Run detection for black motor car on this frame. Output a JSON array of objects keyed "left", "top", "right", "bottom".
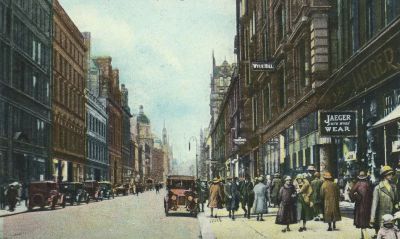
[
  {"left": 99, "top": 181, "right": 114, "bottom": 199},
  {"left": 59, "top": 182, "right": 89, "bottom": 206}
]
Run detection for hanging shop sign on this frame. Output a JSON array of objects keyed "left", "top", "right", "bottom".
[
  {"left": 233, "top": 137, "right": 247, "bottom": 145},
  {"left": 251, "top": 61, "right": 275, "bottom": 71},
  {"left": 319, "top": 111, "right": 357, "bottom": 137}
]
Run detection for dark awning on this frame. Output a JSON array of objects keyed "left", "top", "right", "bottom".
[{"left": 372, "top": 105, "right": 400, "bottom": 129}]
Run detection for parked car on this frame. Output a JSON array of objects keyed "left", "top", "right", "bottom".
[
  {"left": 27, "top": 181, "right": 66, "bottom": 211},
  {"left": 83, "top": 180, "right": 101, "bottom": 201},
  {"left": 99, "top": 181, "right": 114, "bottom": 199},
  {"left": 164, "top": 175, "right": 198, "bottom": 217},
  {"left": 114, "top": 183, "right": 129, "bottom": 196},
  {"left": 59, "top": 182, "right": 89, "bottom": 205}
]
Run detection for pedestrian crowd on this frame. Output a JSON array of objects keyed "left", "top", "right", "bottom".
[{"left": 205, "top": 164, "right": 400, "bottom": 239}]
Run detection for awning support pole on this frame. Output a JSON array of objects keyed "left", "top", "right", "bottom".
[{"left": 384, "top": 125, "right": 387, "bottom": 165}]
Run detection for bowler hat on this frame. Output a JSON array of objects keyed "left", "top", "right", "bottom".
[
  {"left": 357, "top": 171, "right": 368, "bottom": 180},
  {"left": 323, "top": 172, "right": 333, "bottom": 179}
]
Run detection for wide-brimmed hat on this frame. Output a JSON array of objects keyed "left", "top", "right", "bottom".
[
  {"left": 212, "top": 177, "right": 220, "bottom": 183},
  {"left": 295, "top": 174, "right": 304, "bottom": 180},
  {"left": 382, "top": 214, "right": 394, "bottom": 225},
  {"left": 307, "top": 165, "right": 316, "bottom": 171},
  {"left": 284, "top": 176, "right": 292, "bottom": 181},
  {"left": 380, "top": 165, "right": 394, "bottom": 176},
  {"left": 357, "top": 171, "right": 368, "bottom": 180},
  {"left": 257, "top": 176, "right": 264, "bottom": 182},
  {"left": 323, "top": 172, "right": 333, "bottom": 179},
  {"left": 274, "top": 173, "right": 281, "bottom": 178}
]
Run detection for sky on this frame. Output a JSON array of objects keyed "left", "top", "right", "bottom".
[{"left": 59, "top": 0, "right": 236, "bottom": 175}]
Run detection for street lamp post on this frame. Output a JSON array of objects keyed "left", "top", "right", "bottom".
[{"left": 189, "top": 136, "right": 198, "bottom": 178}]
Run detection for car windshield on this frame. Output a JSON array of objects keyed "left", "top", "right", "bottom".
[{"left": 168, "top": 180, "right": 194, "bottom": 190}]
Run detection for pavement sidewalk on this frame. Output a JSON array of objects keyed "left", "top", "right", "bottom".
[
  {"left": 198, "top": 201, "right": 375, "bottom": 239},
  {"left": 0, "top": 202, "right": 28, "bottom": 218}
]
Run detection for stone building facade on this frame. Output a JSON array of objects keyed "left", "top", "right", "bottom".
[
  {"left": 94, "top": 57, "right": 122, "bottom": 185},
  {"left": 121, "top": 84, "right": 133, "bottom": 183},
  {"left": 136, "top": 105, "right": 153, "bottom": 182},
  {"left": 52, "top": 0, "right": 86, "bottom": 182},
  {"left": 0, "top": 0, "right": 52, "bottom": 183}
]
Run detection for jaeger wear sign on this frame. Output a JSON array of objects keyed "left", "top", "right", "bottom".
[{"left": 319, "top": 111, "right": 357, "bottom": 137}]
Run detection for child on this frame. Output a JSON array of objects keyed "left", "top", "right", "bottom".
[{"left": 377, "top": 214, "right": 400, "bottom": 239}]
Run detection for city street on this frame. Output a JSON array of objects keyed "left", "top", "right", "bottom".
[{"left": 1, "top": 191, "right": 200, "bottom": 239}]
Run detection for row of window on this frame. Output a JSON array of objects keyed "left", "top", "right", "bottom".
[
  {"left": 12, "top": 54, "right": 50, "bottom": 105},
  {"left": 53, "top": 121, "right": 85, "bottom": 156},
  {"left": 53, "top": 76, "right": 84, "bottom": 119},
  {"left": 0, "top": 101, "right": 8, "bottom": 137},
  {"left": 87, "top": 112, "right": 106, "bottom": 138},
  {"left": 54, "top": 50, "right": 85, "bottom": 90},
  {"left": 13, "top": 18, "right": 50, "bottom": 71},
  {"left": 14, "top": 0, "right": 51, "bottom": 36},
  {"left": 0, "top": 1, "right": 10, "bottom": 37},
  {"left": 54, "top": 23, "right": 85, "bottom": 69},
  {"left": 0, "top": 40, "right": 10, "bottom": 84},
  {"left": 87, "top": 139, "right": 107, "bottom": 163},
  {"left": 12, "top": 105, "right": 49, "bottom": 147}
]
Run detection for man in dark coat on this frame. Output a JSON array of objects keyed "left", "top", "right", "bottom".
[
  {"left": 0, "top": 184, "right": 5, "bottom": 210},
  {"left": 275, "top": 176, "right": 297, "bottom": 233},
  {"left": 271, "top": 173, "right": 283, "bottom": 207},
  {"left": 224, "top": 177, "right": 240, "bottom": 220},
  {"left": 6, "top": 185, "right": 18, "bottom": 211},
  {"left": 196, "top": 179, "right": 207, "bottom": 212},
  {"left": 239, "top": 174, "right": 254, "bottom": 219},
  {"left": 350, "top": 171, "right": 373, "bottom": 239},
  {"left": 320, "top": 171, "right": 341, "bottom": 231},
  {"left": 311, "top": 172, "right": 323, "bottom": 221},
  {"left": 370, "top": 165, "right": 398, "bottom": 237}
]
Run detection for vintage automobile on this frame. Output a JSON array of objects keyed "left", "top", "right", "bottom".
[
  {"left": 99, "top": 181, "right": 114, "bottom": 199},
  {"left": 164, "top": 175, "right": 198, "bottom": 217},
  {"left": 59, "top": 182, "right": 89, "bottom": 205},
  {"left": 27, "top": 181, "right": 66, "bottom": 211},
  {"left": 83, "top": 180, "right": 101, "bottom": 201},
  {"left": 114, "top": 183, "right": 129, "bottom": 196}
]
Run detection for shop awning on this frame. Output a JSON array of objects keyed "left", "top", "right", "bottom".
[{"left": 372, "top": 105, "right": 400, "bottom": 128}]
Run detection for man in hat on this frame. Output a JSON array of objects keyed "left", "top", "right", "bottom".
[
  {"left": 271, "top": 173, "right": 283, "bottom": 207},
  {"left": 6, "top": 184, "right": 18, "bottom": 212},
  {"left": 306, "top": 165, "right": 316, "bottom": 183},
  {"left": 253, "top": 176, "right": 268, "bottom": 221},
  {"left": 321, "top": 171, "right": 341, "bottom": 231},
  {"left": 208, "top": 177, "right": 224, "bottom": 218},
  {"left": 350, "top": 171, "right": 373, "bottom": 239},
  {"left": 239, "top": 174, "right": 254, "bottom": 219},
  {"left": 311, "top": 171, "right": 323, "bottom": 221},
  {"left": 224, "top": 177, "right": 240, "bottom": 220},
  {"left": 196, "top": 179, "right": 207, "bottom": 212},
  {"left": 276, "top": 176, "right": 297, "bottom": 232},
  {"left": 371, "top": 165, "right": 398, "bottom": 237}
]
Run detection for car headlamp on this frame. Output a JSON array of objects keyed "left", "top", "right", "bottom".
[
  {"left": 171, "top": 195, "right": 177, "bottom": 200},
  {"left": 187, "top": 195, "right": 193, "bottom": 201}
]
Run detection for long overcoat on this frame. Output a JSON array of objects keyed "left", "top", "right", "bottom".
[
  {"left": 370, "top": 181, "right": 397, "bottom": 228},
  {"left": 275, "top": 184, "right": 297, "bottom": 225},
  {"left": 224, "top": 182, "right": 240, "bottom": 211},
  {"left": 349, "top": 179, "right": 373, "bottom": 228},
  {"left": 295, "top": 179, "right": 314, "bottom": 221},
  {"left": 208, "top": 182, "right": 224, "bottom": 209},
  {"left": 311, "top": 177, "right": 323, "bottom": 216},
  {"left": 252, "top": 182, "right": 268, "bottom": 214},
  {"left": 271, "top": 178, "right": 283, "bottom": 205},
  {"left": 320, "top": 180, "right": 341, "bottom": 223},
  {"left": 239, "top": 180, "right": 254, "bottom": 208}
]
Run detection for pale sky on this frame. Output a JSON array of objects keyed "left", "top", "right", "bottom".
[{"left": 59, "top": 0, "right": 236, "bottom": 174}]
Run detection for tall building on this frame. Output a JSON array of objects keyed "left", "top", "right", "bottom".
[
  {"left": 94, "top": 57, "right": 122, "bottom": 185},
  {"left": 83, "top": 32, "right": 108, "bottom": 181},
  {"left": 152, "top": 137, "right": 164, "bottom": 183},
  {"left": 52, "top": 0, "right": 87, "bottom": 182},
  {"left": 121, "top": 84, "right": 133, "bottom": 183},
  {"left": 161, "top": 122, "right": 173, "bottom": 181},
  {"left": 136, "top": 105, "right": 153, "bottom": 181},
  {"left": 0, "top": 0, "right": 53, "bottom": 183}
]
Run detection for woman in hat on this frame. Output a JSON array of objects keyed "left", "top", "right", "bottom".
[
  {"left": 294, "top": 174, "right": 313, "bottom": 232},
  {"left": 371, "top": 166, "right": 398, "bottom": 237},
  {"left": 208, "top": 177, "right": 224, "bottom": 218},
  {"left": 350, "top": 171, "right": 373, "bottom": 239},
  {"left": 253, "top": 176, "right": 268, "bottom": 221},
  {"left": 311, "top": 171, "right": 323, "bottom": 221},
  {"left": 377, "top": 214, "right": 400, "bottom": 239},
  {"left": 276, "top": 176, "right": 297, "bottom": 232},
  {"left": 271, "top": 173, "right": 283, "bottom": 207},
  {"left": 320, "top": 171, "right": 341, "bottom": 231}
]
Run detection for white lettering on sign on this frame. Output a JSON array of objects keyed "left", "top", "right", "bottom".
[{"left": 324, "top": 114, "right": 351, "bottom": 125}]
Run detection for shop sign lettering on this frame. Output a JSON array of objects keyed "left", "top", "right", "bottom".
[{"left": 319, "top": 111, "right": 357, "bottom": 137}]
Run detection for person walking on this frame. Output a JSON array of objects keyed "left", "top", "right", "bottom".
[
  {"left": 271, "top": 173, "right": 283, "bottom": 207},
  {"left": 311, "top": 171, "right": 323, "bottom": 221},
  {"left": 371, "top": 165, "right": 398, "bottom": 238},
  {"left": 0, "top": 183, "right": 5, "bottom": 210},
  {"left": 224, "top": 177, "right": 240, "bottom": 220},
  {"left": 196, "top": 179, "right": 207, "bottom": 212},
  {"left": 208, "top": 177, "right": 224, "bottom": 218},
  {"left": 265, "top": 175, "right": 272, "bottom": 207},
  {"left": 350, "top": 171, "right": 373, "bottom": 239},
  {"left": 320, "top": 171, "right": 341, "bottom": 231},
  {"left": 377, "top": 214, "right": 400, "bottom": 239},
  {"left": 253, "top": 176, "right": 268, "bottom": 221},
  {"left": 155, "top": 183, "right": 160, "bottom": 194},
  {"left": 6, "top": 184, "right": 18, "bottom": 212},
  {"left": 239, "top": 174, "right": 254, "bottom": 219},
  {"left": 275, "top": 176, "right": 297, "bottom": 233},
  {"left": 294, "top": 174, "right": 313, "bottom": 232}
]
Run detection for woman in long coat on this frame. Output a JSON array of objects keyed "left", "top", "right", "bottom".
[
  {"left": 224, "top": 177, "right": 240, "bottom": 220},
  {"left": 253, "top": 177, "right": 268, "bottom": 221},
  {"left": 350, "top": 171, "right": 373, "bottom": 239},
  {"left": 208, "top": 178, "right": 224, "bottom": 218},
  {"left": 311, "top": 172, "right": 323, "bottom": 220},
  {"left": 276, "top": 176, "right": 297, "bottom": 232},
  {"left": 271, "top": 173, "right": 283, "bottom": 207},
  {"left": 320, "top": 171, "right": 341, "bottom": 231},
  {"left": 294, "top": 174, "right": 314, "bottom": 232}
]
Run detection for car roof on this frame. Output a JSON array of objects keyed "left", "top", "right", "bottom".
[{"left": 167, "top": 175, "right": 195, "bottom": 180}]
